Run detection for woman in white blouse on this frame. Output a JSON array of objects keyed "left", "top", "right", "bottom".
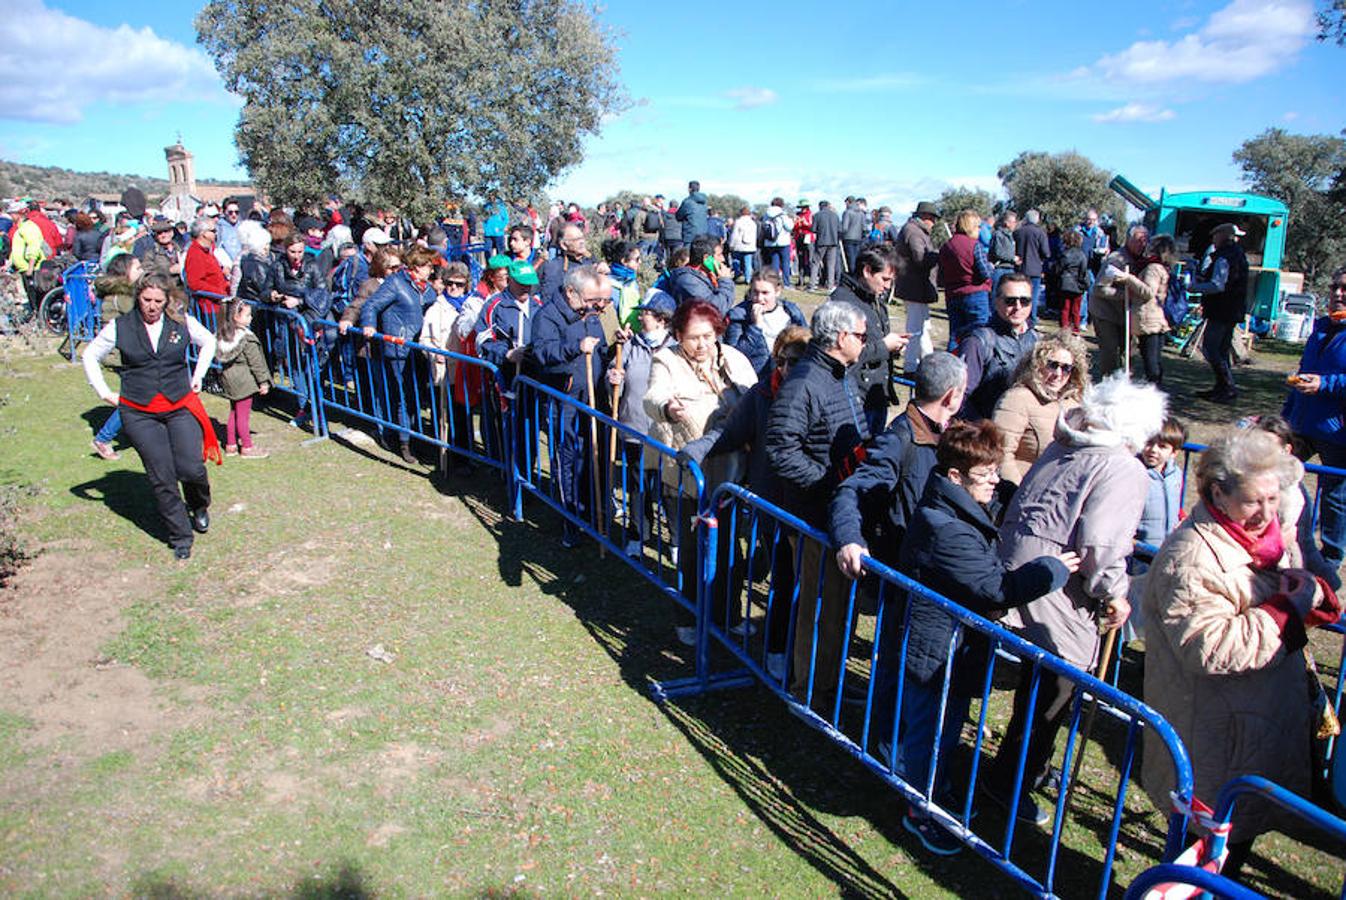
[{"left": 83, "top": 273, "right": 219, "bottom": 561}]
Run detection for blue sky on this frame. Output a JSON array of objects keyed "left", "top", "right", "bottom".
[{"left": 0, "top": 0, "right": 1341, "bottom": 215}]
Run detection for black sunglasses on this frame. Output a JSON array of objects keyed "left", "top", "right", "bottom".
[
  {"left": 1044, "top": 360, "right": 1073, "bottom": 374},
  {"left": 1003, "top": 296, "right": 1033, "bottom": 308}
]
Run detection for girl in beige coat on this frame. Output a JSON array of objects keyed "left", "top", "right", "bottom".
[
  {"left": 1132, "top": 235, "right": 1175, "bottom": 385},
  {"left": 1141, "top": 429, "right": 1342, "bottom": 875}
]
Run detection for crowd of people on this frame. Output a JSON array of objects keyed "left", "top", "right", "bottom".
[{"left": 6, "top": 180, "right": 1344, "bottom": 875}]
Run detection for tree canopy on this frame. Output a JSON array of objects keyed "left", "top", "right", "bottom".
[
  {"left": 1233, "top": 127, "right": 1346, "bottom": 285},
  {"left": 997, "top": 151, "right": 1124, "bottom": 228},
  {"left": 1320, "top": 0, "right": 1346, "bottom": 44},
  {"left": 935, "top": 186, "right": 996, "bottom": 220},
  {"left": 196, "top": 0, "right": 624, "bottom": 222}
]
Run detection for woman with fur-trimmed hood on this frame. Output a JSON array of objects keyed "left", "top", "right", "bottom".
[{"left": 981, "top": 375, "right": 1166, "bottom": 823}]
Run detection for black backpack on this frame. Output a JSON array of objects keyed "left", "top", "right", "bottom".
[
  {"left": 643, "top": 209, "right": 662, "bottom": 234},
  {"left": 760, "top": 215, "right": 779, "bottom": 243}
]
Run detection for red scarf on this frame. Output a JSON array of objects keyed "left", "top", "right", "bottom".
[
  {"left": 1207, "top": 501, "right": 1283, "bottom": 569},
  {"left": 121, "top": 392, "right": 223, "bottom": 465}
]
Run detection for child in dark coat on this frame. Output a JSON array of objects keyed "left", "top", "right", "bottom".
[{"left": 892, "top": 420, "right": 1078, "bottom": 855}]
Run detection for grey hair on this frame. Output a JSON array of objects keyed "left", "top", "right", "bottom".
[
  {"left": 190, "top": 216, "right": 215, "bottom": 238},
  {"left": 1075, "top": 373, "right": 1167, "bottom": 453},
  {"left": 1024, "top": 209, "right": 1041, "bottom": 225},
  {"left": 914, "top": 351, "right": 966, "bottom": 403},
  {"left": 811, "top": 301, "right": 864, "bottom": 350},
  {"left": 1127, "top": 222, "right": 1150, "bottom": 241},
  {"left": 237, "top": 220, "right": 271, "bottom": 257},
  {"left": 1197, "top": 429, "right": 1303, "bottom": 504},
  {"left": 562, "top": 263, "right": 604, "bottom": 298}
]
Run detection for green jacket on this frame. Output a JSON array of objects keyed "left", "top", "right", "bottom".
[
  {"left": 9, "top": 220, "right": 46, "bottom": 274},
  {"left": 216, "top": 329, "right": 272, "bottom": 401}
]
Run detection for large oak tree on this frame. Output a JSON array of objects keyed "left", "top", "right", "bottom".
[{"left": 197, "top": 0, "right": 624, "bottom": 222}]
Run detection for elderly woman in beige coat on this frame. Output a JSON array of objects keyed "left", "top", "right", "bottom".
[
  {"left": 983, "top": 375, "right": 1166, "bottom": 826},
  {"left": 644, "top": 298, "right": 757, "bottom": 645},
  {"left": 1141, "top": 428, "right": 1342, "bottom": 876},
  {"left": 991, "top": 332, "right": 1089, "bottom": 485}
]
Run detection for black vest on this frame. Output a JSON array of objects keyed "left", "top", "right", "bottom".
[
  {"left": 114, "top": 312, "right": 191, "bottom": 404},
  {"left": 1201, "top": 243, "right": 1250, "bottom": 325}
]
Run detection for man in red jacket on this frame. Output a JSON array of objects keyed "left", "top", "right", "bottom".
[{"left": 184, "top": 216, "right": 229, "bottom": 313}]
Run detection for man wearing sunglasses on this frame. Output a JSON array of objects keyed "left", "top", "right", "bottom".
[
  {"left": 215, "top": 199, "right": 243, "bottom": 266},
  {"left": 958, "top": 273, "right": 1038, "bottom": 420}
]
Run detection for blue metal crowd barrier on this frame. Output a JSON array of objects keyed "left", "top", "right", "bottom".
[
  {"left": 660, "top": 482, "right": 1196, "bottom": 898},
  {"left": 1122, "top": 863, "right": 1262, "bottom": 900},
  {"left": 61, "top": 261, "right": 100, "bottom": 361},
  {"left": 1124, "top": 775, "right": 1346, "bottom": 899},
  {"left": 310, "top": 318, "right": 506, "bottom": 472},
  {"left": 187, "top": 291, "right": 329, "bottom": 439},
  {"left": 511, "top": 374, "right": 707, "bottom": 614}
]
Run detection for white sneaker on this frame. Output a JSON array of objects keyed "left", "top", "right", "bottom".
[
  {"left": 675, "top": 626, "right": 696, "bottom": 646},
  {"left": 670, "top": 546, "right": 680, "bottom": 565},
  {"left": 765, "top": 652, "right": 787, "bottom": 681}
]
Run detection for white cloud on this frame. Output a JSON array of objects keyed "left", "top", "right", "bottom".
[
  {"left": 1092, "top": 0, "right": 1313, "bottom": 84},
  {"left": 723, "top": 86, "right": 778, "bottom": 109},
  {"left": 1092, "top": 103, "right": 1177, "bottom": 123},
  {"left": 1283, "top": 110, "right": 1300, "bottom": 121},
  {"left": 0, "top": 0, "right": 232, "bottom": 124}
]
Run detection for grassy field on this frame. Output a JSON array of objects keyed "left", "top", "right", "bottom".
[{"left": 0, "top": 298, "right": 1341, "bottom": 898}]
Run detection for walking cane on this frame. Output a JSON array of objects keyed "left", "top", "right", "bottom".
[
  {"left": 436, "top": 376, "right": 449, "bottom": 479},
  {"left": 607, "top": 341, "right": 624, "bottom": 496},
  {"left": 1061, "top": 619, "right": 1120, "bottom": 816},
  {"left": 584, "top": 348, "right": 605, "bottom": 558},
  {"left": 1122, "top": 265, "right": 1132, "bottom": 378}
]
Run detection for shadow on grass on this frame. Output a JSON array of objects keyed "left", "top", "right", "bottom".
[
  {"left": 70, "top": 469, "right": 166, "bottom": 544},
  {"left": 133, "top": 860, "right": 373, "bottom": 899}
]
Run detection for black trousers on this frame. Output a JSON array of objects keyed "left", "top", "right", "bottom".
[
  {"left": 1138, "top": 332, "right": 1164, "bottom": 384},
  {"left": 121, "top": 406, "right": 211, "bottom": 550},
  {"left": 987, "top": 665, "right": 1076, "bottom": 793}
]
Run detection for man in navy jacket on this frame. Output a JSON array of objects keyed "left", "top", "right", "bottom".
[{"left": 531, "top": 264, "right": 612, "bottom": 546}]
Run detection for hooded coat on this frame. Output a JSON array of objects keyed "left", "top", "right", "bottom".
[
  {"left": 675, "top": 191, "right": 709, "bottom": 243},
  {"left": 998, "top": 406, "right": 1150, "bottom": 669}
]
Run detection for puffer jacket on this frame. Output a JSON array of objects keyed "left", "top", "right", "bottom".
[
  {"left": 235, "top": 253, "right": 275, "bottom": 305},
  {"left": 216, "top": 328, "right": 272, "bottom": 401},
  {"left": 1137, "top": 460, "right": 1182, "bottom": 548},
  {"left": 1134, "top": 260, "right": 1170, "bottom": 336},
  {"left": 830, "top": 272, "right": 894, "bottom": 417},
  {"left": 764, "top": 342, "right": 870, "bottom": 523},
  {"left": 666, "top": 266, "right": 736, "bottom": 316},
  {"left": 722, "top": 297, "right": 807, "bottom": 373},
  {"left": 1283, "top": 316, "right": 1346, "bottom": 447},
  {"left": 530, "top": 293, "right": 607, "bottom": 401},
  {"left": 72, "top": 229, "right": 102, "bottom": 263},
  {"left": 676, "top": 191, "right": 709, "bottom": 243},
  {"left": 273, "top": 254, "right": 332, "bottom": 322},
  {"left": 998, "top": 406, "right": 1149, "bottom": 669},
  {"left": 1057, "top": 246, "right": 1089, "bottom": 296},
  {"left": 1141, "top": 502, "right": 1326, "bottom": 841},
  {"left": 899, "top": 473, "right": 1070, "bottom": 684},
  {"left": 991, "top": 383, "right": 1077, "bottom": 485},
  {"left": 893, "top": 218, "right": 938, "bottom": 304},
  {"left": 644, "top": 341, "right": 757, "bottom": 492},
  {"left": 359, "top": 270, "right": 430, "bottom": 360}
]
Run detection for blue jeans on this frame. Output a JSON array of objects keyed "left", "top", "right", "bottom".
[
  {"left": 484, "top": 234, "right": 506, "bottom": 258},
  {"left": 764, "top": 245, "right": 791, "bottom": 283},
  {"left": 1028, "top": 276, "right": 1043, "bottom": 323},
  {"left": 946, "top": 291, "right": 990, "bottom": 350},
  {"left": 894, "top": 673, "right": 972, "bottom": 798},
  {"left": 1082, "top": 270, "right": 1094, "bottom": 326},
  {"left": 1310, "top": 439, "right": 1346, "bottom": 569},
  {"left": 95, "top": 408, "right": 122, "bottom": 443},
  {"left": 732, "top": 251, "right": 755, "bottom": 283},
  {"left": 372, "top": 352, "right": 412, "bottom": 442}
]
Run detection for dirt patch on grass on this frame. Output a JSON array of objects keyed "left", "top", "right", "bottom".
[{"left": 0, "top": 546, "right": 182, "bottom": 762}]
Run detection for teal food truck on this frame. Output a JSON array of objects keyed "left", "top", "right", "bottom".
[{"left": 1109, "top": 176, "right": 1296, "bottom": 324}]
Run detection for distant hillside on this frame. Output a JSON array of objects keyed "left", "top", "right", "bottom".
[{"left": 0, "top": 159, "right": 244, "bottom": 203}]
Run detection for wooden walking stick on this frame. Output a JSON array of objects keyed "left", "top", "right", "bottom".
[
  {"left": 584, "top": 348, "right": 605, "bottom": 558},
  {"left": 1061, "top": 618, "right": 1120, "bottom": 816},
  {"left": 607, "top": 341, "right": 624, "bottom": 520}
]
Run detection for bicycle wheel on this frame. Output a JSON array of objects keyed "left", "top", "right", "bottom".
[{"left": 37, "top": 287, "right": 67, "bottom": 336}]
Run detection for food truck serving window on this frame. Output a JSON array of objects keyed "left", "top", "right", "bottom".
[{"left": 1172, "top": 211, "right": 1268, "bottom": 266}]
